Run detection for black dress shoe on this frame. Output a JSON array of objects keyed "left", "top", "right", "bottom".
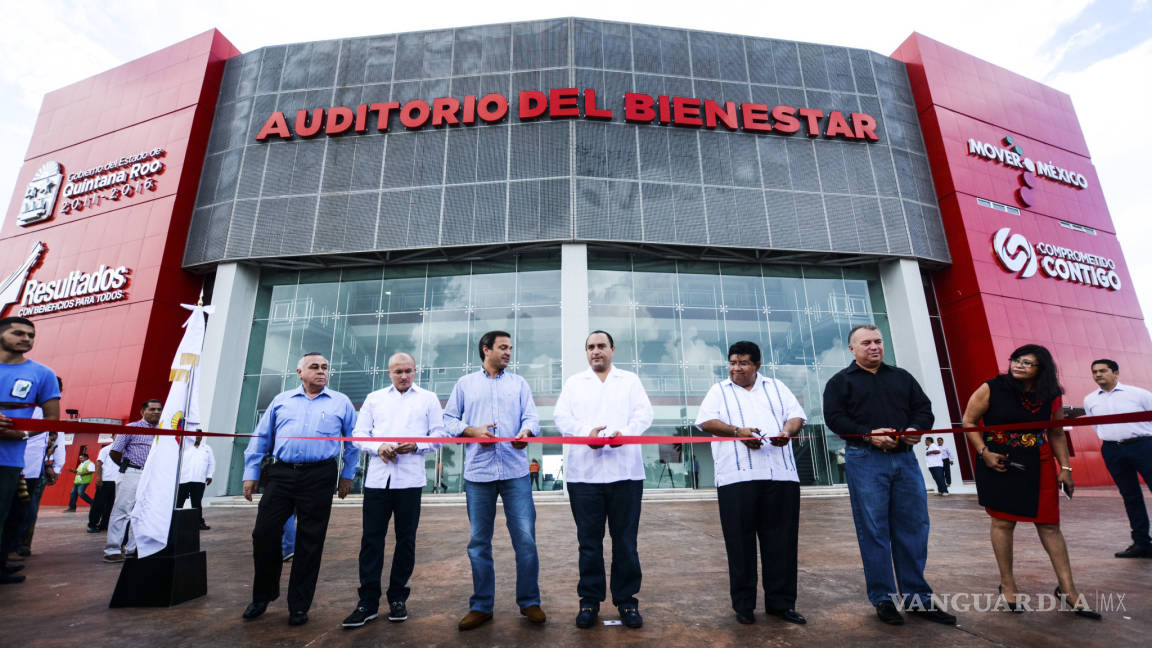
[
  {"left": 735, "top": 610, "right": 755, "bottom": 624},
  {"left": 3, "top": 564, "right": 24, "bottom": 574},
  {"left": 198, "top": 523, "right": 211, "bottom": 531},
  {"left": 242, "top": 601, "right": 269, "bottom": 620},
  {"left": 1115, "top": 543, "right": 1152, "bottom": 558},
  {"left": 575, "top": 607, "right": 598, "bottom": 628},
  {"left": 907, "top": 608, "right": 957, "bottom": 625},
  {"left": 618, "top": 606, "right": 643, "bottom": 628},
  {"left": 767, "top": 608, "right": 807, "bottom": 625},
  {"left": 288, "top": 610, "right": 309, "bottom": 626},
  {"left": 875, "top": 601, "right": 904, "bottom": 625}
]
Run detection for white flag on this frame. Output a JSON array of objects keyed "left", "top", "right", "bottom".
[{"left": 131, "top": 301, "right": 213, "bottom": 558}]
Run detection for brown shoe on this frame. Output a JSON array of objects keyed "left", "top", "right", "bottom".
[
  {"left": 520, "top": 605, "right": 546, "bottom": 624},
  {"left": 103, "top": 553, "right": 125, "bottom": 563},
  {"left": 458, "top": 610, "right": 493, "bottom": 631},
  {"left": 6, "top": 553, "right": 25, "bottom": 563}
]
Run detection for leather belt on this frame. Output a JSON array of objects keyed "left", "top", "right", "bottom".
[{"left": 269, "top": 456, "right": 337, "bottom": 470}]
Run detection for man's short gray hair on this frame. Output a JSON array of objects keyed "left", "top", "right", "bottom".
[
  {"left": 847, "top": 324, "right": 879, "bottom": 345},
  {"left": 297, "top": 352, "right": 327, "bottom": 371}
]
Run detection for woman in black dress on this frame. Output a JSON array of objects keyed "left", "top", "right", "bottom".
[{"left": 961, "top": 344, "right": 1097, "bottom": 618}]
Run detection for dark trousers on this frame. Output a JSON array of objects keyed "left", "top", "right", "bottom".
[
  {"left": 89, "top": 482, "right": 116, "bottom": 530},
  {"left": 1102, "top": 438, "right": 1152, "bottom": 547},
  {"left": 942, "top": 459, "right": 953, "bottom": 486},
  {"left": 928, "top": 466, "right": 948, "bottom": 494},
  {"left": 177, "top": 482, "right": 207, "bottom": 524},
  {"left": 68, "top": 482, "right": 93, "bottom": 509},
  {"left": 357, "top": 486, "right": 422, "bottom": 610},
  {"left": 530, "top": 472, "right": 540, "bottom": 490},
  {"left": 251, "top": 459, "right": 338, "bottom": 613},
  {"left": 717, "top": 479, "right": 800, "bottom": 613},
  {"left": 17, "top": 476, "right": 43, "bottom": 549},
  {"left": 568, "top": 479, "right": 643, "bottom": 609},
  {"left": 0, "top": 466, "right": 25, "bottom": 569}
]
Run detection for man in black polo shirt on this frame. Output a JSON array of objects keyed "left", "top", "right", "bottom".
[{"left": 822, "top": 324, "right": 955, "bottom": 626}]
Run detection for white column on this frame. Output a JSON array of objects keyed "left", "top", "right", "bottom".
[
  {"left": 879, "top": 259, "right": 966, "bottom": 491},
  {"left": 561, "top": 244, "right": 589, "bottom": 381},
  {"left": 559, "top": 244, "right": 589, "bottom": 491},
  {"left": 198, "top": 263, "right": 259, "bottom": 497}
]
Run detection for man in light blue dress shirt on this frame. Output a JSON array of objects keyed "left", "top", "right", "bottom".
[
  {"left": 443, "top": 330, "right": 545, "bottom": 630},
  {"left": 240, "top": 352, "right": 359, "bottom": 627}
]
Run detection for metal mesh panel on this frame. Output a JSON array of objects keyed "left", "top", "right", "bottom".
[{"left": 187, "top": 19, "right": 946, "bottom": 269}]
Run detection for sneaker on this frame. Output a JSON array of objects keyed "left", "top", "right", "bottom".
[
  {"left": 342, "top": 606, "right": 378, "bottom": 628},
  {"left": 619, "top": 606, "right": 643, "bottom": 628},
  {"left": 575, "top": 606, "right": 598, "bottom": 628},
  {"left": 388, "top": 601, "right": 408, "bottom": 622},
  {"left": 1115, "top": 543, "right": 1152, "bottom": 558},
  {"left": 103, "top": 553, "right": 125, "bottom": 563}
]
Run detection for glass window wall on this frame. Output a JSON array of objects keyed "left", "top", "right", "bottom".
[
  {"left": 586, "top": 251, "right": 889, "bottom": 488},
  {"left": 231, "top": 255, "right": 561, "bottom": 495}
]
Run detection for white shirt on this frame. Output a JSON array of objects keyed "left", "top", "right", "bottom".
[
  {"left": 179, "top": 442, "right": 216, "bottom": 484},
  {"left": 554, "top": 366, "right": 654, "bottom": 484},
  {"left": 21, "top": 407, "right": 64, "bottom": 479},
  {"left": 353, "top": 383, "right": 444, "bottom": 489},
  {"left": 925, "top": 444, "right": 944, "bottom": 468},
  {"left": 1084, "top": 382, "right": 1152, "bottom": 442},
  {"left": 694, "top": 375, "right": 806, "bottom": 486},
  {"left": 97, "top": 444, "right": 118, "bottom": 483},
  {"left": 940, "top": 446, "right": 954, "bottom": 462}
]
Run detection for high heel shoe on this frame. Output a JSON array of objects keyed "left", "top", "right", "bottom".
[
  {"left": 1054, "top": 587, "right": 1101, "bottom": 620},
  {"left": 998, "top": 585, "right": 1024, "bottom": 613}
]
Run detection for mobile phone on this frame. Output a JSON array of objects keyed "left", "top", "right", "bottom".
[{"left": 1060, "top": 482, "right": 1072, "bottom": 500}]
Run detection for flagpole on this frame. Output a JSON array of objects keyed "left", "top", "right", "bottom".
[{"left": 171, "top": 362, "right": 195, "bottom": 511}]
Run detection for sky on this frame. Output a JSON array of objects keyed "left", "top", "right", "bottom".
[{"left": 1, "top": 0, "right": 1149, "bottom": 325}]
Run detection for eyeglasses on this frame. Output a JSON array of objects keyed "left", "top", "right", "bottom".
[{"left": 1010, "top": 359, "right": 1038, "bottom": 368}]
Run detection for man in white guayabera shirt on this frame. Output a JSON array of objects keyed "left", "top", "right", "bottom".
[
  {"left": 342, "top": 352, "right": 445, "bottom": 630},
  {"left": 696, "top": 340, "right": 808, "bottom": 627},
  {"left": 554, "top": 330, "right": 653, "bottom": 630}
]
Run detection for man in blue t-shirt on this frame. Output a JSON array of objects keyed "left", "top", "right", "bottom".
[{"left": 0, "top": 316, "right": 61, "bottom": 584}]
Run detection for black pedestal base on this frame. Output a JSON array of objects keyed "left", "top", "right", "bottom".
[{"left": 109, "top": 508, "right": 207, "bottom": 607}]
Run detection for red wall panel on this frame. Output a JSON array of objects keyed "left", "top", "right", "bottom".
[
  {"left": 1, "top": 30, "right": 239, "bottom": 505},
  {"left": 895, "top": 34, "right": 1152, "bottom": 487}
]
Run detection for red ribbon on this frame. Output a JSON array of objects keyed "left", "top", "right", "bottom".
[{"left": 4, "top": 410, "right": 1150, "bottom": 445}]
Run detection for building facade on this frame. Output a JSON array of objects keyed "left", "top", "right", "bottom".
[{"left": 3, "top": 19, "right": 1147, "bottom": 501}]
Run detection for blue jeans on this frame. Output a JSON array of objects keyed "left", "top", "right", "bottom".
[
  {"left": 464, "top": 476, "right": 540, "bottom": 613},
  {"left": 282, "top": 513, "right": 296, "bottom": 557},
  {"left": 1101, "top": 437, "right": 1152, "bottom": 547},
  {"left": 845, "top": 445, "right": 932, "bottom": 606}
]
